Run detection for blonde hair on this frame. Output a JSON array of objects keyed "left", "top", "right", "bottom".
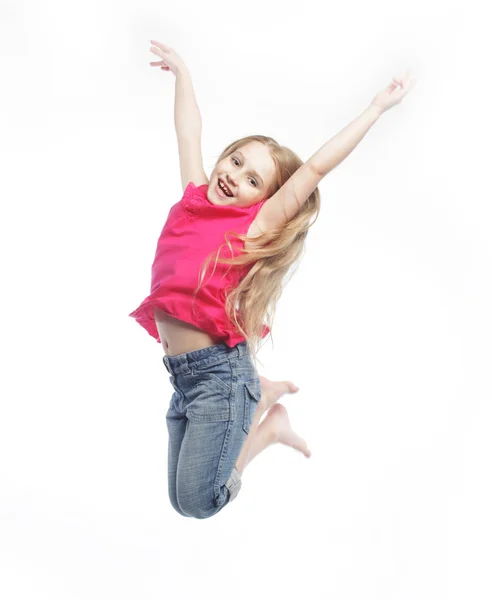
[{"left": 193, "top": 135, "right": 321, "bottom": 367}]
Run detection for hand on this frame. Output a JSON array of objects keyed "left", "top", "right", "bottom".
[
  {"left": 370, "top": 69, "right": 417, "bottom": 114},
  {"left": 149, "top": 41, "right": 186, "bottom": 76}
]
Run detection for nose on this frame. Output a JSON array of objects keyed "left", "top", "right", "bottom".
[{"left": 226, "top": 173, "right": 237, "bottom": 187}]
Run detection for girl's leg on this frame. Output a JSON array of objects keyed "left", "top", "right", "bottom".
[
  {"left": 169, "top": 373, "right": 309, "bottom": 518},
  {"left": 234, "top": 376, "right": 311, "bottom": 475},
  {"left": 166, "top": 400, "right": 191, "bottom": 517}
]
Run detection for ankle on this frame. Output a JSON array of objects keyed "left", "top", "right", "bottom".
[{"left": 257, "top": 399, "right": 269, "bottom": 415}]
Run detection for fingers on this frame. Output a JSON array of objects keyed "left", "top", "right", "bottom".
[
  {"left": 400, "top": 70, "right": 417, "bottom": 96},
  {"left": 150, "top": 46, "right": 169, "bottom": 68},
  {"left": 396, "top": 69, "right": 415, "bottom": 88},
  {"left": 384, "top": 81, "right": 399, "bottom": 94},
  {"left": 149, "top": 41, "right": 184, "bottom": 74},
  {"left": 149, "top": 61, "right": 170, "bottom": 70},
  {"left": 150, "top": 40, "right": 171, "bottom": 52},
  {"left": 391, "top": 69, "right": 417, "bottom": 101}
]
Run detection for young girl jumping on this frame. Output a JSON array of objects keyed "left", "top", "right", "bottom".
[{"left": 129, "top": 40, "right": 416, "bottom": 519}]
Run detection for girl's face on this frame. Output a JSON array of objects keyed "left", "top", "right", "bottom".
[{"left": 208, "top": 141, "right": 276, "bottom": 208}]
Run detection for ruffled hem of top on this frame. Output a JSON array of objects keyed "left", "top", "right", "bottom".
[
  {"left": 129, "top": 294, "right": 270, "bottom": 347},
  {"left": 130, "top": 295, "right": 243, "bottom": 348}
]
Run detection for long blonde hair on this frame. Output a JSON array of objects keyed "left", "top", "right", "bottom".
[{"left": 193, "top": 135, "right": 321, "bottom": 367}]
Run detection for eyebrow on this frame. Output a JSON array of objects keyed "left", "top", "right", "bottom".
[{"left": 235, "top": 150, "right": 264, "bottom": 187}]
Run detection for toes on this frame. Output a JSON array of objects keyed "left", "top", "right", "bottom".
[
  {"left": 293, "top": 437, "right": 311, "bottom": 457},
  {"left": 300, "top": 445, "right": 311, "bottom": 458},
  {"left": 286, "top": 382, "right": 299, "bottom": 393}
]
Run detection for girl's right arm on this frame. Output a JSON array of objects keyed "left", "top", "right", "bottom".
[{"left": 150, "top": 41, "right": 209, "bottom": 190}]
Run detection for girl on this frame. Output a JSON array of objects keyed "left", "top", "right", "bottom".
[{"left": 129, "top": 40, "right": 416, "bottom": 519}]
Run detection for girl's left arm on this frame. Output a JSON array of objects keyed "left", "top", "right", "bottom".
[
  {"left": 308, "top": 104, "right": 383, "bottom": 176},
  {"left": 255, "top": 70, "right": 416, "bottom": 232},
  {"left": 309, "top": 69, "right": 416, "bottom": 176}
]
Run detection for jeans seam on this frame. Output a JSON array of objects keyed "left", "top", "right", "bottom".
[
  {"left": 213, "top": 417, "right": 235, "bottom": 503},
  {"left": 213, "top": 372, "right": 238, "bottom": 502}
]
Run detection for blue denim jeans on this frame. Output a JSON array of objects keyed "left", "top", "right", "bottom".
[{"left": 162, "top": 341, "right": 261, "bottom": 519}]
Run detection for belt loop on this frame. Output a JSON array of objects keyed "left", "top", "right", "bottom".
[{"left": 162, "top": 356, "right": 171, "bottom": 373}]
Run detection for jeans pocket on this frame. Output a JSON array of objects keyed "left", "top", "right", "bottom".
[
  {"left": 186, "top": 378, "right": 233, "bottom": 423},
  {"left": 191, "top": 359, "right": 232, "bottom": 398},
  {"left": 242, "top": 379, "right": 261, "bottom": 435}
]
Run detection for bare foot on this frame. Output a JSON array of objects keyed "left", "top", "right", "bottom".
[
  {"left": 267, "top": 404, "right": 311, "bottom": 458},
  {"left": 259, "top": 375, "right": 299, "bottom": 412}
]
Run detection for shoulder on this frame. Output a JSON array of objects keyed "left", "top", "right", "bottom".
[
  {"left": 182, "top": 180, "right": 210, "bottom": 200},
  {"left": 181, "top": 181, "right": 210, "bottom": 212},
  {"left": 182, "top": 178, "right": 209, "bottom": 195}
]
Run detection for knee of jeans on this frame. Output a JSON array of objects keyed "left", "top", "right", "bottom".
[
  {"left": 169, "top": 495, "right": 192, "bottom": 518},
  {"left": 177, "top": 495, "right": 221, "bottom": 519},
  {"left": 177, "top": 483, "right": 234, "bottom": 519},
  {"left": 175, "top": 467, "right": 242, "bottom": 519}
]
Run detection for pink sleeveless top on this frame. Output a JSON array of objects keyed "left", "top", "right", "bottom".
[{"left": 129, "top": 181, "right": 270, "bottom": 347}]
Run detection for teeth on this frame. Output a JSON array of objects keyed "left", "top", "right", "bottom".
[
  {"left": 219, "top": 179, "right": 232, "bottom": 196},
  {"left": 219, "top": 181, "right": 229, "bottom": 195}
]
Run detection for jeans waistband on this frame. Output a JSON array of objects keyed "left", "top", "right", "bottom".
[{"left": 162, "top": 341, "right": 249, "bottom": 376}]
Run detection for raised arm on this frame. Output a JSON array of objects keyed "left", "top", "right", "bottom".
[
  {"left": 255, "top": 70, "right": 416, "bottom": 233},
  {"left": 150, "top": 41, "right": 209, "bottom": 190}
]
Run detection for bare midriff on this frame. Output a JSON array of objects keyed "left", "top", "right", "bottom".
[{"left": 153, "top": 306, "right": 223, "bottom": 356}]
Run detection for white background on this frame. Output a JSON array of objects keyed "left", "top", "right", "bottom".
[{"left": 1, "top": 0, "right": 491, "bottom": 598}]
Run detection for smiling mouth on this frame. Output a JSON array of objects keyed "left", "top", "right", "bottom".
[{"left": 218, "top": 178, "right": 234, "bottom": 197}]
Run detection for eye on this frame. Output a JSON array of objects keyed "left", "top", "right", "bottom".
[{"left": 231, "top": 156, "right": 257, "bottom": 187}]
